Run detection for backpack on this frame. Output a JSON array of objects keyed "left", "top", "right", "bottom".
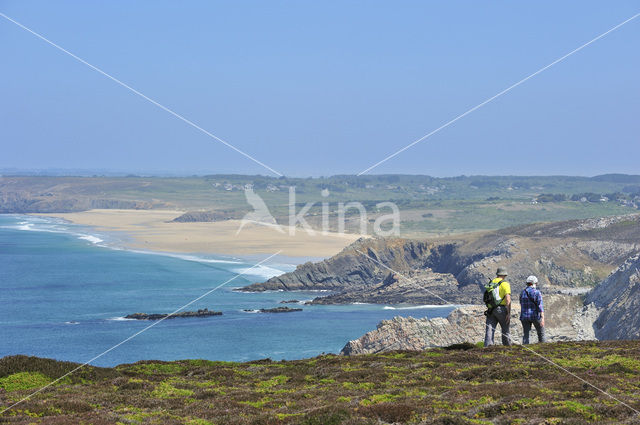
[{"left": 483, "top": 279, "right": 503, "bottom": 310}]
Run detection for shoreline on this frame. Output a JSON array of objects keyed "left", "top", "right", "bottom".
[{"left": 32, "top": 209, "right": 362, "bottom": 259}]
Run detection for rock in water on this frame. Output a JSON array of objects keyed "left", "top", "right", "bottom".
[
  {"left": 242, "top": 307, "right": 302, "bottom": 313},
  {"left": 125, "top": 309, "right": 222, "bottom": 320}
]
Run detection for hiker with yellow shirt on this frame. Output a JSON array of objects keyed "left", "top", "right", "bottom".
[{"left": 483, "top": 267, "right": 512, "bottom": 346}]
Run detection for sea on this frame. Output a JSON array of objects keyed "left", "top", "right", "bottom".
[{"left": 0, "top": 214, "right": 455, "bottom": 366}]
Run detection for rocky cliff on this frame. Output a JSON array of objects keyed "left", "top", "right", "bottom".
[
  {"left": 585, "top": 254, "right": 640, "bottom": 340},
  {"left": 240, "top": 214, "right": 640, "bottom": 306},
  {"left": 340, "top": 293, "right": 591, "bottom": 354},
  {"left": 240, "top": 237, "right": 435, "bottom": 293}
]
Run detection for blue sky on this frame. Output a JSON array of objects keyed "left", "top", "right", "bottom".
[{"left": 1, "top": 1, "right": 638, "bottom": 177}]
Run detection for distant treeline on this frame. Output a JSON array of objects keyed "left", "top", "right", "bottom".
[{"left": 536, "top": 189, "right": 640, "bottom": 204}]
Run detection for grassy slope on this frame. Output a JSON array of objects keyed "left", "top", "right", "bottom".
[{"left": 1, "top": 341, "right": 640, "bottom": 424}]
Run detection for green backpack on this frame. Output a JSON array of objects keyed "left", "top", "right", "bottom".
[{"left": 483, "top": 279, "right": 503, "bottom": 311}]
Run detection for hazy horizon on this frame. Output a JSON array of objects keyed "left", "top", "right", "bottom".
[
  {"left": 3, "top": 167, "right": 640, "bottom": 180},
  {"left": 2, "top": 1, "right": 639, "bottom": 177}
]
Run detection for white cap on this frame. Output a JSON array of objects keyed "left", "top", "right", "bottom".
[{"left": 526, "top": 275, "right": 538, "bottom": 285}]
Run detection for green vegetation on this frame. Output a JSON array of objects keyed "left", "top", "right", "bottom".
[
  {"left": 1, "top": 341, "right": 640, "bottom": 424},
  {"left": 2, "top": 174, "right": 639, "bottom": 236},
  {"left": 0, "top": 372, "right": 54, "bottom": 392}
]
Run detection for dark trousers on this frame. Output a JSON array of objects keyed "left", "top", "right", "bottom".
[
  {"left": 521, "top": 319, "right": 546, "bottom": 344},
  {"left": 484, "top": 305, "right": 511, "bottom": 346}
]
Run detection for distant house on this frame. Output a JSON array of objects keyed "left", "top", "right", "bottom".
[{"left": 266, "top": 184, "right": 279, "bottom": 192}]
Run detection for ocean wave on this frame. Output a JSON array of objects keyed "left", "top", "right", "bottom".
[
  {"left": 127, "top": 250, "right": 245, "bottom": 265},
  {"left": 6, "top": 216, "right": 291, "bottom": 276},
  {"left": 78, "top": 234, "right": 104, "bottom": 244},
  {"left": 241, "top": 309, "right": 260, "bottom": 313},
  {"left": 234, "top": 289, "right": 286, "bottom": 294},
  {"left": 106, "top": 316, "right": 136, "bottom": 321},
  {"left": 232, "top": 265, "right": 287, "bottom": 280},
  {"left": 7, "top": 216, "right": 109, "bottom": 246}
]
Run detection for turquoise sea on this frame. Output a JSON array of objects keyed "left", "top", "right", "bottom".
[{"left": 0, "top": 214, "right": 454, "bottom": 366}]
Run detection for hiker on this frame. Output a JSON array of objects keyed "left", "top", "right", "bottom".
[
  {"left": 483, "top": 267, "right": 512, "bottom": 346},
  {"left": 519, "top": 275, "right": 546, "bottom": 344}
]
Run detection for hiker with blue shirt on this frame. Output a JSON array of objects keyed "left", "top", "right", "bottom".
[{"left": 519, "top": 275, "right": 546, "bottom": 344}]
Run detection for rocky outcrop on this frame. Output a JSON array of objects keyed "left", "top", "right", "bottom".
[
  {"left": 125, "top": 309, "right": 222, "bottom": 320},
  {"left": 308, "top": 269, "right": 476, "bottom": 305},
  {"left": 244, "top": 307, "right": 302, "bottom": 313},
  {"left": 585, "top": 254, "right": 640, "bottom": 340},
  {"left": 341, "top": 294, "right": 588, "bottom": 355},
  {"left": 240, "top": 216, "right": 640, "bottom": 305},
  {"left": 172, "top": 210, "right": 245, "bottom": 222},
  {"left": 239, "top": 237, "right": 436, "bottom": 293}
]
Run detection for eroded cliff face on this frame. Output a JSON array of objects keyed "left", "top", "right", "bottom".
[
  {"left": 239, "top": 214, "right": 640, "bottom": 353},
  {"left": 586, "top": 254, "right": 640, "bottom": 340},
  {"left": 340, "top": 251, "right": 640, "bottom": 355},
  {"left": 239, "top": 237, "right": 436, "bottom": 292},
  {"left": 239, "top": 215, "right": 640, "bottom": 306}
]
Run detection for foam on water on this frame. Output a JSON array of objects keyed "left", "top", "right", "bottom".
[
  {"left": 125, "top": 249, "right": 245, "bottom": 265},
  {"left": 7, "top": 216, "right": 291, "bottom": 275},
  {"left": 232, "top": 265, "right": 288, "bottom": 280},
  {"left": 6, "top": 216, "right": 109, "bottom": 247},
  {"left": 78, "top": 235, "right": 104, "bottom": 244},
  {"left": 383, "top": 305, "right": 458, "bottom": 310}
]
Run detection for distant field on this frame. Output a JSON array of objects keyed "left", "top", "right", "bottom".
[
  {"left": 1, "top": 174, "right": 638, "bottom": 236},
  {"left": 398, "top": 200, "right": 633, "bottom": 237}
]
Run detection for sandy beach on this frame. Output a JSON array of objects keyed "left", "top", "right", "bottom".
[{"left": 37, "top": 209, "right": 361, "bottom": 258}]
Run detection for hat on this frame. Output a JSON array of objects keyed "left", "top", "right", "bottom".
[
  {"left": 496, "top": 267, "right": 508, "bottom": 276},
  {"left": 526, "top": 275, "right": 538, "bottom": 285}
]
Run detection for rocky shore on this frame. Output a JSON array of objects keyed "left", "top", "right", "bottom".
[
  {"left": 340, "top": 293, "right": 591, "bottom": 355},
  {"left": 239, "top": 215, "right": 640, "bottom": 307}
]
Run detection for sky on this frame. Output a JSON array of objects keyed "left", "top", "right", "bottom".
[{"left": 0, "top": 1, "right": 638, "bottom": 177}]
